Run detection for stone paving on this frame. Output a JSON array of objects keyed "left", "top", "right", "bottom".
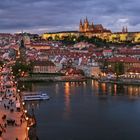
[
  {"left": 0, "top": 65, "right": 28, "bottom": 140},
  {"left": 0, "top": 95, "right": 27, "bottom": 140}
]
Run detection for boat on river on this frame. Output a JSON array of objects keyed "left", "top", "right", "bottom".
[{"left": 22, "top": 93, "right": 50, "bottom": 101}]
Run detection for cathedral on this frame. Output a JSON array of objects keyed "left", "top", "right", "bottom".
[{"left": 79, "top": 17, "right": 111, "bottom": 33}]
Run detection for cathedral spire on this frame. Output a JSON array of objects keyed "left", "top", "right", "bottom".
[
  {"left": 125, "top": 26, "right": 128, "bottom": 33},
  {"left": 80, "top": 19, "right": 83, "bottom": 25},
  {"left": 85, "top": 16, "right": 89, "bottom": 24},
  {"left": 79, "top": 19, "right": 83, "bottom": 32},
  {"left": 122, "top": 26, "right": 125, "bottom": 33}
]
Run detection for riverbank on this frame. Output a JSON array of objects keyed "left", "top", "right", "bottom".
[
  {"left": 19, "top": 75, "right": 87, "bottom": 82},
  {"left": 19, "top": 75, "right": 140, "bottom": 85},
  {"left": 98, "top": 78, "right": 140, "bottom": 85},
  {"left": 0, "top": 64, "right": 29, "bottom": 140},
  {"left": 0, "top": 94, "right": 27, "bottom": 140}
]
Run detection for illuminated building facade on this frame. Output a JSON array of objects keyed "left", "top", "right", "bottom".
[
  {"left": 79, "top": 17, "right": 111, "bottom": 33},
  {"left": 42, "top": 18, "right": 140, "bottom": 43},
  {"left": 42, "top": 31, "right": 79, "bottom": 40}
]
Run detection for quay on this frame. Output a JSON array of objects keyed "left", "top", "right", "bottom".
[
  {"left": 0, "top": 96, "right": 27, "bottom": 140},
  {"left": 0, "top": 63, "right": 35, "bottom": 140},
  {"left": 98, "top": 78, "right": 140, "bottom": 85},
  {"left": 19, "top": 76, "right": 87, "bottom": 82}
]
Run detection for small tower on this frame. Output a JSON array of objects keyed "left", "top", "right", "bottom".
[
  {"left": 125, "top": 26, "right": 128, "bottom": 33},
  {"left": 122, "top": 26, "right": 125, "bottom": 33},
  {"left": 79, "top": 19, "right": 83, "bottom": 32},
  {"left": 19, "top": 39, "right": 26, "bottom": 63},
  {"left": 91, "top": 22, "right": 94, "bottom": 31},
  {"left": 85, "top": 16, "right": 88, "bottom": 23},
  {"left": 84, "top": 17, "right": 89, "bottom": 32}
]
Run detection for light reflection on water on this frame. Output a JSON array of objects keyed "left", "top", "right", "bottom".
[
  {"left": 21, "top": 80, "right": 140, "bottom": 110},
  {"left": 20, "top": 80, "right": 140, "bottom": 140},
  {"left": 63, "top": 82, "right": 71, "bottom": 119}
]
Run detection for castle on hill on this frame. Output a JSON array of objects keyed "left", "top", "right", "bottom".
[
  {"left": 42, "top": 17, "right": 140, "bottom": 43},
  {"left": 79, "top": 17, "right": 111, "bottom": 33}
]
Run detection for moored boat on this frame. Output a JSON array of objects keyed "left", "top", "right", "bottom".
[{"left": 22, "top": 93, "right": 50, "bottom": 101}]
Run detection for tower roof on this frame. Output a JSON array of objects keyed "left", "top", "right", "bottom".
[
  {"left": 80, "top": 19, "right": 82, "bottom": 25},
  {"left": 86, "top": 16, "right": 88, "bottom": 22},
  {"left": 20, "top": 39, "right": 26, "bottom": 49}
]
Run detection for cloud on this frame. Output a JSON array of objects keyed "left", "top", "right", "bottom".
[{"left": 0, "top": 0, "right": 139, "bottom": 33}]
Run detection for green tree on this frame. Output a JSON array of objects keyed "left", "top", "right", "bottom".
[
  {"left": 12, "top": 61, "right": 33, "bottom": 78},
  {"left": 77, "top": 35, "right": 88, "bottom": 42},
  {"left": 0, "top": 61, "right": 4, "bottom": 67},
  {"left": 54, "top": 35, "right": 60, "bottom": 41},
  {"left": 47, "top": 36, "right": 53, "bottom": 41},
  {"left": 114, "top": 62, "right": 124, "bottom": 79}
]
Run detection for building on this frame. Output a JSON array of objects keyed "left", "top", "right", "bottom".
[
  {"left": 108, "top": 31, "right": 140, "bottom": 43},
  {"left": 19, "top": 39, "right": 26, "bottom": 63},
  {"left": 42, "top": 17, "right": 111, "bottom": 40},
  {"left": 125, "top": 67, "right": 140, "bottom": 79},
  {"left": 30, "top": 43, "right": 51, "bottom": 50},
  {"left": 103, "top": 50, "right": 113, "bottom": 57},
  {"left": 32, "top": 60, "right": 56, "bottom": 73},
  {"left": 79, "top": 17, "right": 111, "bottom": 33},
  {"left": 41, "top": 17, "right": 140, "bottom": 43},
  {"left": 107, "top": 57, "right": 140, "bottom": 73},
  {"left": 42, "top": 31, "right": 79, "bottom": 40}
]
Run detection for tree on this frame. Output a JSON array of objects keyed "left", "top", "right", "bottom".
[
  {"left": 54, "top": 35, "right": 60, "bottom": 41},
  {"left": 12, "top": 61, "right": 33, "bottom": 78},
  {"left": 47, "top": 36, "right": 53, "bottom": 41},
  {"left": 114, "top": 62, "right": 124, "bottom": 79},
  {"left": 0, "top": 61, "right": 3, "bottom": 67},
  {"left": 77, "top": 35, "right": 88, "bottom": 42}
]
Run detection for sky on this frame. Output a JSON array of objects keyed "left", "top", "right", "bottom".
[{"left": 0, "top": 0, "right": 139, "bottom": 34}]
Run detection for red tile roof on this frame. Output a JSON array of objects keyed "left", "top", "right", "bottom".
[
  {"left": 118, "top": 49, "right": 140, "bottom": 55},
  {"left": 33, "top": 60, "right": 55, "bottom": 66},
  {"left": 127, "top": 67, "right": 140, "bottom": 73},
  {"left": 108, "top": 57, "right": 140, "bottom": 63}
]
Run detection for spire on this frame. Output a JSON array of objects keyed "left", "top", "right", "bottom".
[
  {"left": 92, "top": 22, "right": 94, "bottom": 27},
  {"left": 122, "top": 26, "right": 125, "bottom": 33},
  {"left": 20, "top": 39, "right": 25, "bottom": 49},
  {"left": 85, "top": 16, "right": 88, "bottom": 23},
  {"left": 21, "top": 29, "right": 23, "bottom": 34},
  {"left": 79, "top": 19, "right": 83, "bottom": 32},
  {"left": 84, "top": 19, "right": 86, "bottom": 23},
  {"left": 80, "top": 19, "right": 82, "bottom": 25},
  {"left": 125, "top": 26, "right": 128, "bottom": 33}
]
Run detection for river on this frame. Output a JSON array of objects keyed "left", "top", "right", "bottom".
[{"left": 20, "top": 80, "right": 140, "bottom": 140}]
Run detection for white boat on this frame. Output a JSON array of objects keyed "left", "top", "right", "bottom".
[{"left": 22, "top": 93, "right": 50, "bottom": 101}]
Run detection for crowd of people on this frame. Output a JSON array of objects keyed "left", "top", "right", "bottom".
[{"left": 0, "top": 63, "right": 28, "bottom": 140}]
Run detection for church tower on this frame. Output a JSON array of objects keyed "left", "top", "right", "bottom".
[
  {"left": 79, "top": 19, "right": 83, "bottom": 32},
  {"left": 84, "top": 17, "right": 89, "bottom": 32},
  {"left": 122, "top": 26, "right": 128, "bottom": 33},
  {"left": 125, "top": 26, "right": 128, "bottom": 33},
  {"left": 19, "top": 39, "right": 26, "bottom": 63},
  {"left": 91, "top": 22, "right": 94, "bottom": 31},
  {"left": 122, "top": 26, "right": 125, "bottom": 33}
]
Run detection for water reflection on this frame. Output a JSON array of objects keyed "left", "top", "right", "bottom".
[
  {"left": 20, "top": 80, "right": 140, "bottom": 100},
  {"left": 26, "top": 101, "right": 40, "bottom": 110},
  {"left": 19, "top": 80, "right": 140, "bottom": 140},
  {"left": 98, "top": 83, "right": 107, "bottom": 96},
  {"left": 63, "top": 82, "right": 71, "bottom": 119},
  {"left": 96, "top": 81, "right": 140, "bottom": 98},
  {"left": 128, "top": 86, "right": 140, "bottom": 96},
  {"left": 55, "top": 83, "right": 59, "bottom": 95}
]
